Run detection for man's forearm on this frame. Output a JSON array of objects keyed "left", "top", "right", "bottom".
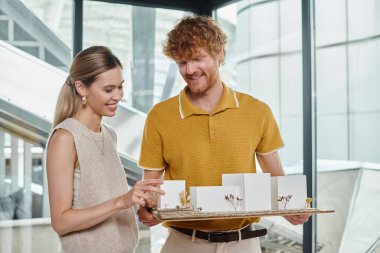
[
  {"left": 143, "top": 169, "right": 165, "bottom": 179},
  {"left": 256, "top": 151, "right": 285, "bottom": 176}
]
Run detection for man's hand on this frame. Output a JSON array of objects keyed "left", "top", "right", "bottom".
[
  {"left": 284, "top": 214, "right": 311, "bottom": 225},
  {"left": 257, "top": 153, "right": 311, "bottom": 226},
  {"left": 137, "top": 207, "right": 161, "bottom": 227}
]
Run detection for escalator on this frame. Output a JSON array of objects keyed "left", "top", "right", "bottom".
[{"left": 0, "top": 40, "right": 144, "bottom": 184}]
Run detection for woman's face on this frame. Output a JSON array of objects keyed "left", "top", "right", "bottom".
[{"left": 85, "top": 67, "right": 124, "bottom": 117}]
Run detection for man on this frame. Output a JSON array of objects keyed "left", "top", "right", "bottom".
[{"left": 138, "top": 16, "right": 309, "bottom": 253}]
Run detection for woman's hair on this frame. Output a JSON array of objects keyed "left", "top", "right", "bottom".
[
  {"left": 53, "top": 46, "right": 122, "bottom": 127},
  {"left": 162, "top": 16, "right": 227, "bottom": 63}
]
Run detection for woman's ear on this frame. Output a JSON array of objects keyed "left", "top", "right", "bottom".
[{"left": 74, "top": 81, "right": 87, "bottom": 97}]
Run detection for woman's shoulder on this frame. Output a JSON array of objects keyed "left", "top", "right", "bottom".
[
  {"left": 47, "top": 128, "right": 75, "bottom": 154},
  {"left": 48, "top": 118, "right": 77, "bottom": 145},
  {"left": 49, "top": 128, "right": 75, "bottom": 146},
  {"left": 102, "top": 123, "right": 117, "bottom": 144}
]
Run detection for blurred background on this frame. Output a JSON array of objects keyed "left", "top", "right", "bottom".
[{"left": 0, "top": 0, "right": 379, "bottom": 252}]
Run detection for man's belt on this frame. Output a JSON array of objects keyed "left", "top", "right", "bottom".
[{"left": 171, "top": 225, "right": 267, "bottom": 243}]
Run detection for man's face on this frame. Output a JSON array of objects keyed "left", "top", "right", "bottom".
[{"left": 176, "top": 48, "right": 223, "bottom": 95}]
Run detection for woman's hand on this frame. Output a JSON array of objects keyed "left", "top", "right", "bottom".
[{"left": 117, "top": 179, "right": 165, "bottom": 209}]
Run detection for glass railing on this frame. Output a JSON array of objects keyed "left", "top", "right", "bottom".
[{"left": 0, "top": 129, "right": 150, "bottom": 252}]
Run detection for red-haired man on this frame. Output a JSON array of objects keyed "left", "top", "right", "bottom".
[{"left": 138, "top": 16, "right": 310, "bottom": 253}]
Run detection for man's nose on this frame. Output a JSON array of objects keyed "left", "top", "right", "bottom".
[{"left": 186, "top": 62, "right": 195, "bottom": 75}]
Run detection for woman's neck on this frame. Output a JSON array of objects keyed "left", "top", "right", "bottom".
[{"left": 73, "top": 108, "right": 102, "bottom": 132}]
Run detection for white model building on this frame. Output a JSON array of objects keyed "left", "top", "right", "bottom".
[
  {"left": 271, "top": 175, "right": 307, "bottom": 210},
  {"left": 190, "top": 186, "right": 241, "bottom": 212},
  {"left": 159, "top": 180, "right": 185, "bottom": 209},
  {"left": 159, "top": 174, "right": 308, "bottom": 212},
  {"left": 222, "top": 173, "right": 271, "bottom": 211}
]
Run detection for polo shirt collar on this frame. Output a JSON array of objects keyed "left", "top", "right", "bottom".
[{"left": 178, "top": 82, "right": 239, "bottom": 119}]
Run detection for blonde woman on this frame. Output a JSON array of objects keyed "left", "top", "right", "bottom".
[{"left": 47, "top": 46, "right": 163, "bottom": 253}]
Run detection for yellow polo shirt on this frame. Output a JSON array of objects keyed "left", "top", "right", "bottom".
[{"left": 139, "top": 83, "right": 284, "bottom": 231}]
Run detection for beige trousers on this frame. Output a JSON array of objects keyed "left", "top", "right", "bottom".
[{"left": 160, "top": 228, "right": 262, "bottom": 253}]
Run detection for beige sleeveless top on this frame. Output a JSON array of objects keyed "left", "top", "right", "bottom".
[{"left": 49, "top": 118, "right": 138, "bottom": 253}]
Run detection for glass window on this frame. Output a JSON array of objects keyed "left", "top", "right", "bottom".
[
  {"left": 0, "top": 131, "right": 54, "bottom": 252},
  {"left": 281, "top": 54, "right": 303, "bottom": 117},
  {"left": 316, "top": 46, "right": 348, "bottom": 115},
  {"left": 1, "top": 0, "right": 72, "bottom": 69},
  {"left": 250, "top": 57, "right": 280, "bottom": 116},
  {"left": 250, "top": 2, "right": 279, "bottom": 56},
  {"left": 315, "top": 0, "right": 346, "bottom": 47},
  {"left": 315, "top": 1, "right": 380, "bottom": 252},
  {"left": 19, "top": 0, "right": 72, "bottom": 49},
  {"left": 348, "top": 40, "right": 380, "bottom": 113},
  {"left": 0, "top": 20, "right": 9, "bottom": 40},
  {"left": 348, "top": 0, "right": 380, "bottom": 41},
  {"left": 236, "top": 4, "right": 251, "bottom": 53},
  {"left": 280, "top": 53, "right": 303, "bottom": 166},
  {"left": 280, "top": 0, "right": 302, "bottom": 52}
]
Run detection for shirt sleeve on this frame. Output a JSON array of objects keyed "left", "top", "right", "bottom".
[
  {"left": 138, "top": 108, "right": 167, "bottom": 170},
  {"left": 255, "top": 104, "right": 284, "bottom": 155}
]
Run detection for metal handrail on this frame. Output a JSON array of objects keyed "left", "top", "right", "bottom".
[{"left": 0, "top": 97, "right": 142, "bottom": 184}]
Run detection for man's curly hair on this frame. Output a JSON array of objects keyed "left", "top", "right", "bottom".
[{"left": 162, "top": 16, "right": 227, "bottom": 63}]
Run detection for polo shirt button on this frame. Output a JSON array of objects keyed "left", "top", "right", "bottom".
[{"left": 211, "top": 130, "right": 215, "bottom": 134}]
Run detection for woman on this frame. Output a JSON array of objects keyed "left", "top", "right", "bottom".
[{"left": 47, "top": 46, "right": 163, "bottom": 253}]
